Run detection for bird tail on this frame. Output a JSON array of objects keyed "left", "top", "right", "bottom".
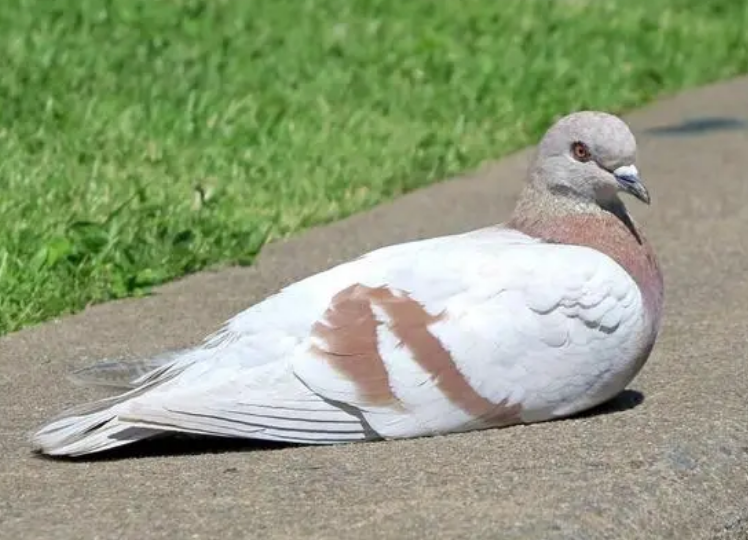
[
  {"left": 31, "top": 351, "right": 193, "bottom": 457},
  {"left": 66, "top": 349, "right": 191, "bottom": 391},
  {"left": 30, "top": 392, "right": 157, "bottom": 457}
]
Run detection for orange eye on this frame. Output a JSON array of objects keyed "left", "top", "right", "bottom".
[{"left": 571, "top": 141, "right": 591, "bottom": 162}]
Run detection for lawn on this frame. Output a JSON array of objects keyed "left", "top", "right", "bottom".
[{"left": 0, "top": 0, "right": 746, "bottom": 335}]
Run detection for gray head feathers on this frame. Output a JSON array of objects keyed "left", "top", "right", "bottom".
[{"left": 527, "top": 111, "right": 649, "bottom": 207}]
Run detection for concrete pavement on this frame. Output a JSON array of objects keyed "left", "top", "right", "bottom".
[{"left": 2, "top": 78, "right": 748, "bottom": 539}]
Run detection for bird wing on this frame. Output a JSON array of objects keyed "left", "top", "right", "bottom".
[
  {"left": 118, "top": 227, "right": 643, "bottom": 440},
  {"left": 34, "top": 226, "right": 644, "bottom": 455},
  {"left": 291, "top": 229, "right": 645, "bottom": 438}
]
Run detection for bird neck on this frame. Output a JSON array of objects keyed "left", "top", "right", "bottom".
[
  {"left": 511, "top": 184, "right": 640, "bottom": 240},
  {"left": 507, "top": 184, "right": 664, "bottom": 326}
]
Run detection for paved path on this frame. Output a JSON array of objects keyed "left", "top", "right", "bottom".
[{"left": 3, "top": 78, "right": 748, "bottom": 540}]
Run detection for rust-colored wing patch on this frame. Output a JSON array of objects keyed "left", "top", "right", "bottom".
[
  {"left": 369, "top": 287, "right": 522, "bottom": 426},
  {"left": 310, "top": 284, "right": 399, "bottom": 407},
  {"left": 311, "top": 284, "right": 522, "bottom": 425}
]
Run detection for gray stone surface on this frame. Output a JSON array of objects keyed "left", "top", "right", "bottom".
[{"left": 3, "top": 78, "right": 748, "bottom": 539}]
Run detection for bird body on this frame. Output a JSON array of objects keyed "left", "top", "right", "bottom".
[{"left": 32, "top": 111, "right": 663, "bottom": 457}]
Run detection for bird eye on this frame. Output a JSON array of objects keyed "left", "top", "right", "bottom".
[{"left": 571, "top": 141, "right": 591, "bottom": 162}]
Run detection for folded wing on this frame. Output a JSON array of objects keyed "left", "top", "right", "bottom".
[{"left": 32, "top": 227, "right": 643, "bottom": 456}]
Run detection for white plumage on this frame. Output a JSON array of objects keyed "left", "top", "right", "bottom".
[
  {"left": 31, "top": 111, "right": 663, "bottom": 457},
  {"left": 34, "top": 227, "right": 649, "bottom": 455}
]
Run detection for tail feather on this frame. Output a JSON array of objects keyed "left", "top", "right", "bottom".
[
  {"left": 32, "top": 351, "right": 198, "bottom": 457},
  {"left": 31, "top": 394, "right": 153, "bottom": 457},
  {"left": 35, "top": 415, "right": 161, "bottom": 457},
  {"left": 67, "top": 349, "right": 191, "bottom": 390}
]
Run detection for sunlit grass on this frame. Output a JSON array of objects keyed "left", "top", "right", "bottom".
[{"left": 1, "top": 0, "right": 747, "bottom": 334}]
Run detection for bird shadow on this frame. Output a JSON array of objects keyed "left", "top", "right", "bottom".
[
  {"left": 644, "top": 116, "right": 747, "bottom": 137},
  {"left": 33, "top": 434, "right": 300, "bottom": 463},
  {"left": 569, "top": 388, "right": 644, "bottom": 421},
  {"left": 34, "top": 390, "right": 645, "bottom": 463}
]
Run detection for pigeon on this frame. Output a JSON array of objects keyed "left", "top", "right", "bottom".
[{"left": 32, "top": 111, "right": 664, "bottom": 457}]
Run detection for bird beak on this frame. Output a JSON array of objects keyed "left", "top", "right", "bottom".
[{"left": 613, "top": 165, "right": 650, "bottom": 205}]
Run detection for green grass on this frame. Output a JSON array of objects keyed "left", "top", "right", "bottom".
[{"left": 0, "top": 0, "right": 747, "bottom": 335}]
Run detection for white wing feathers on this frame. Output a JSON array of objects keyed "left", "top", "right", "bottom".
[
  {"left": 32, "top": 227, "right": 644, "bottom": 456},
  {"left": 118, "top": 364, "right": 371, "bottom": 444}
]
